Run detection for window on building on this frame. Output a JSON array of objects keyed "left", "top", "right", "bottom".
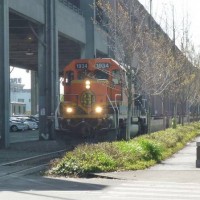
[
  {"left": 18, "top": 99, "right": 24, "bottom": 102},
  {"left": 13, "top": 106, "right": 15, "bottom": 114},
  {"left": 23, "top": 106, "right": 26, "bottom": 114}
]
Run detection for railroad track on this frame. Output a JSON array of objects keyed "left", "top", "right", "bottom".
[
  {"left": 0, "top": 134, "right": 92, "bottom": 180},
  {"left": 0, "top": 149, "right": 69, "bottom": 180}
]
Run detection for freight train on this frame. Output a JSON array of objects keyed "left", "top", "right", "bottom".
[{"left": 55, "top": 58, "right": 141, "bottom": 141}]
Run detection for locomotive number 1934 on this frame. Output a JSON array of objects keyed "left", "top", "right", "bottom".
[
  {"left": 76, "top": 63, "right": 88, "bottom": 69},
  {"left": 96, "top": 63, "right": 110, "bottom": 69}
]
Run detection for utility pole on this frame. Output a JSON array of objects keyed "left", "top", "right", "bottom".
[
  {"left": 149, "top": 0, "right": 152, "bottom": 27},
  {"left": 172, "top": 5, "right": 175, "bottom": 47},
  {"left": 147, "top": 0, "right": 153, "bottom": 134},
  {"left": 150, "top": 0, "right": 152, "bottom": 16},
  {"left": 172, "top": 5, "right": 177, "bottom": 124},
  {"left": 93, "top": 0, "right": 96, "bottom": 58},
  {"left": 126, "top": 0, "right": 135, "bottom": 141}
]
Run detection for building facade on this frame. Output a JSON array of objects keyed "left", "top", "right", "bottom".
[{"left": 10, "top": 78, "right": 31, "bottom": 115}]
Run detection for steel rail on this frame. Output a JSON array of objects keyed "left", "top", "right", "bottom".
[
  {"left": 0, "top": 148, "right": 70, "bottom": 180},
  {"left": 0, "top": 149, "right": 66, "bottom": 167}
]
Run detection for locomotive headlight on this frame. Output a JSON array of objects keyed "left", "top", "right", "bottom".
[
  {"left": 66, "top": 107, "right": 73, "bottom": 113},
  {"left": 95, "top": 106, "right": 103, "bottom": 113},
  {"left": 85, "top": 80, "right": 90, "bottom": 89}
]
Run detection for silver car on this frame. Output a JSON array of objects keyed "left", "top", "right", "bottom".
[
  {"left": 22, "top": 119, "right": 38, "bottom": 130},
  {"left": 15, "top": 117, "right": 38, "bottom": 130},
  {"left": 9, "top": 120, "right": 28, "bottom": 132}
]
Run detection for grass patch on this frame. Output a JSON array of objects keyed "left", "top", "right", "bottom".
[{"left": 48, "top": 122, "right": 200, "bottom": 177}]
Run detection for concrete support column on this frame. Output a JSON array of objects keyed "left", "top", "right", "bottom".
[
  {"left": 0, "top": 1, "right": 10, "bottom": 148},
  {"left": 45, "top": 0, "right": 59, "bottom": 140},
  {"left": 38, "top": 0, "right": 58, "bottom": 140},
  {"left": 80, "top": 0, "right": 95, "bottom": 58},
  {"left": 31, "top": 71, "right": 39, "bottom": 115},
  {"left": 38, "top": 24, "right": 46, "bottom": 140},
  {"left": 80, "top": 45, "right": 86, "bottom": 58}
]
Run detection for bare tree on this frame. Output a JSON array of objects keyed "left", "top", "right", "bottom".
[
  {"left": 167, "top": 15, "right": 199, "bottom": 125},
  {"left": 96, "top": 0, "right": 148, "bottom": 139},
  {"left": 95, "top": 0, "right": 183, "bottom": 137}
]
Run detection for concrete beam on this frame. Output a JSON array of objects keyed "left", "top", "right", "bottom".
[
  {"left": 0, "top": 0, "right": 10, "bottom": 148},
  {"left": 80, "top": 0, "right": 95, "bottom": 58},
  {"left": 8, "top": 0, "right": 45, "bottom": 24},
  {"left": 57, "top": 2, "right": 86, "bottom": 44}
]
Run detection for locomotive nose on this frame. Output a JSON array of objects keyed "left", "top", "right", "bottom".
[{"left": 80, "top": 90, "right": 96, "bottom": 108}]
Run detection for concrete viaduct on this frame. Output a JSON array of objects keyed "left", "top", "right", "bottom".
[{"left": 0, "top": 0, "right": 108, "bottom": 148}]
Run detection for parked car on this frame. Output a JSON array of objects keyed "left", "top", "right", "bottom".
[
  {"left": 28, "top": 116, "right": 39, "bottom": 125},
  {"left": 15, "top": 116, "right": 38, "bottom": 129},
  {"left": 9, "top": 119, "right": 28, "bottom": 132},
  {"left": 23, "top": 118, "right": 38, "bottom": 130}
]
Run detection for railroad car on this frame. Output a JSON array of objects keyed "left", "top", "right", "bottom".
[{"left": 55, "top": 58, "right": 139, "bottom": 141}]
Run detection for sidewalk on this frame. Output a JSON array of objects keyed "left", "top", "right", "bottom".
[{"left": 94, "top": 136, "right": 200, "bottom": 183}]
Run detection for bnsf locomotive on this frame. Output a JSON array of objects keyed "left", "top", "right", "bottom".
[{"left": 55, "top": 58, "right": 139, "bottom": 141}]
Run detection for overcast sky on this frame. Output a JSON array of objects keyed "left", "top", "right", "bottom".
[
  {"left": 138, "top": 0, "right": 200, "bottom": 50},
  {"left": 10, "top": 67, "right": 31, "bottom": 89}
]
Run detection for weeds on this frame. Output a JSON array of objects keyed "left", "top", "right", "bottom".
[{"left": 48, "top": 122, "right": 200, "bottom": 177}]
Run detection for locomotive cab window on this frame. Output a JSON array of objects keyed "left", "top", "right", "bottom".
[
  {"left": 78, "top": 70, "right": 95, "bottom": 80},
  {"left": 65, "top": 71, "right": 74, "bottom": 85},
  {"left": 95, "top": 69, "right": 108, "bottom": 80},
  {"left": 78, "top": 71, "right": 85, "bottom": 80},
  {"left": 112, "top": 70, "right": 120, "bottom": 85}
]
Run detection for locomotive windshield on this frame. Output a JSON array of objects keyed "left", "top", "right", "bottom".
[
  {"left": 95, "top": 69, "right": 108, "bottom": 79},
  {"left": 78, "top": 70, "right": 95, "bottom": 80},
  {"left": 77, "top": 69, "right": 108, "bottom": 80},
  {"left": 65, "top": 71, "right": 74, "bottom": 85}
]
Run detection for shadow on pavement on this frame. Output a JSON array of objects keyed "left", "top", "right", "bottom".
[{"left": 0, "top": 175, "right": 107, "bottom": 192}]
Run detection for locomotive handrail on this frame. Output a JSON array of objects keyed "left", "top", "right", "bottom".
[
  {"left": 107, "top": 94, "right": 117, "bottom": 129},
  {"left": 54, "top": 104, "right": 60, "bottom": 130},
  {"left": 115, "top": 94, "right": 121, "bottom": 127}
]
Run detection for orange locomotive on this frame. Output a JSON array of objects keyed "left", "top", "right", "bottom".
[{"left": 55, "top": 58, "right": 138, "bottom": 140}]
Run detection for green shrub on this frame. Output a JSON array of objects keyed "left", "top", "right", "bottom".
[
  {"left": 48, "top": 122, "right": 200, "bottom": 177},
  {"left": 137, "top": 139, "right": 163, "bottom": 161}
]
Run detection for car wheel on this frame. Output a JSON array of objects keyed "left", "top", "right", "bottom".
[{"left": 11, "top": 125, "right": 18, "bottom": 132}]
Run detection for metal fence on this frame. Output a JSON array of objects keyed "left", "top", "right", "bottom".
[{"left": 58, "top": 0, "right": 83, "bottom": 16}]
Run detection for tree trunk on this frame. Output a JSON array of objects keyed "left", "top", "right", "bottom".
[{"left": 126, "top": 68, "right": 133, "bottom": 141}]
